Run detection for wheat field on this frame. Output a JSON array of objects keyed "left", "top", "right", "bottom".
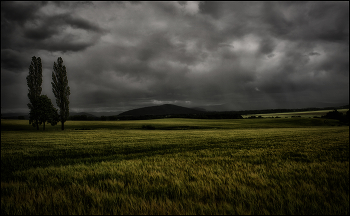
[{"left": 1, "top": 118, "right": 349, "bottom": 214}]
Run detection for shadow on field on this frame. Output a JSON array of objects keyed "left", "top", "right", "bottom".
[
  {"left": 1, "top": 118, "right": 346, "bottom": 182},
  {"left": 1, "top": 139, "right": 251, "bottom": 181}
]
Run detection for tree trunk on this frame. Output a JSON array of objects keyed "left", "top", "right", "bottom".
[
  {"left": 61, "top": 121, "right": 64, "bottom": 130},
  {"left": 36, "top": 120, "right": 39, "bottom": 130}
]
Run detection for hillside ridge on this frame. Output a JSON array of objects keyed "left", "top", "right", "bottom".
[{"left": 118, "top": 104, "right": 205, "bottom": 116}]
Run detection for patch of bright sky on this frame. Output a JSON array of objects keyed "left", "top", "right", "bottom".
[
  {"left": 188, "top": 59, "right": 213, "bottom": 74},
  {"left": 152, "top": 99, "right": 192, "bottom": 105},
  {"left": 183, "top": 1, "right": 200, "bottom": 15},
  {"left": 232, "top": 34, "right": 261, "bottom": 53},
  {"left": 38, "top": 2, "right": 69, "bottom": 16}
]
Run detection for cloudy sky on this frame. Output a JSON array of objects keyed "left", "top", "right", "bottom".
[{"left": 1, "top": 1, "right": 349, "bottom": 114}]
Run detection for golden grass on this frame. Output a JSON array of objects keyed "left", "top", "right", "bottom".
[
  {"left": 1, "top": 119, "right": 349, "bottom": 214},
  {"left": 242, "top": 108, "right": 348, "bottom": 118}
]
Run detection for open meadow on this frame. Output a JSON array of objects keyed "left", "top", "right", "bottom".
[
  {"left": 1, "top": 117, "right": 349, "bottom": 214},
  {"left": 241, "top": 108, "right": 349, "bottom": 118}
]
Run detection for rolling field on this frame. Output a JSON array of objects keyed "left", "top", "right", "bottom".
[
  {"left": 1, "top": 118, "right": 349, "bottom": 214},
  {"left": 241, "top": 108, "right": 349, "bottom": 118}
]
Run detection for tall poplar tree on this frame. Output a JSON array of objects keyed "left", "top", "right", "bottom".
[
  {"left": 26, "top": 56, "right": 42, "bottom": 130},
  {"left": 52, "top": 57, "right": 70, "bottom": 130}
]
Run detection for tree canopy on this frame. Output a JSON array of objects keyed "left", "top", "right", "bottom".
[
  {"left": 52, "top": 57, "right": 70, "bottom": 130},
  {"left": 37, "top": 95, "right": 59, "bottom": 130},
  {"left": 26, "top": 56, "right": 42, "bottom": 130}
]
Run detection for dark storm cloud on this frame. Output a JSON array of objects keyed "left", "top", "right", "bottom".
[
  {"left": 1, "top": 2, "right": 348, "bottom": 113},
  {"left": 261, "top": 2, "right": 349, "bottom": 43},
  {"left": 64, "top": 14, "right": 103, "bottom": 32},
  {"left": 199, "top": 1, "right": 223, "bottom": 19},
  {"left": 1, "top": 49, "right": 29, "bottom": 72},
  {"left": 23, "top": 13, "right": 104, "bottom": 41},
  {"left": 1, "top": 2, "right": 42, "bottom": 50},
  {"left": 0, "top": 1, "right": 45, "bottom": 25},
  {"left": 305, "top": 2, "right": 349, "bottom": 42},
  {"left": 1, "top": 1, "right": 105, "bottom": 52},
  {"left": 308, "top": 52, "right": 320, "bottom": 56}
]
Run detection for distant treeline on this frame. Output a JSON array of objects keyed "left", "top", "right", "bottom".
[
  {"left": 68, "top": 115, "right": 100, "bottom": 121},
  {"left": 321, "top": 109, "right": 349, "bottom": 124},
  {"left": 116, "top": 112, "right": 244, "bottom": 120},
  {"left": 68, "top": 112, "right": 244, "bottom": 121},
  {"left": 68, "top": 108, "right": 349, "bottom": 123},
  {"left": 235, "top": 105, "right": 349, "bottom": 115},
  {"left": 113, "top": 105, "right": 349, "bottom": 121},
  {"left": 5, "top": 105, "right": 349, "bottom": 121}
]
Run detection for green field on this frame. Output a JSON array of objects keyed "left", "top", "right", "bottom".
[
  {"left": 1, "top": 117, "right": 349, "bottom": 214},
  {"left": 242, "top": 108, "right": 349, "bottom": 118}
]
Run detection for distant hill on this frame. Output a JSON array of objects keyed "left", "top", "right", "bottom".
[
  {"left": 70, "top": 112, "right": 97, "bottom": 118},
  {"left": 1, "top": 113, "right": 29, "bottom": 120},
  {"left": 118, "top": 104, "right": 205, "bottom": 116},
  {"left": 191, "top": 107, "right": 207, "bottom": 112}
]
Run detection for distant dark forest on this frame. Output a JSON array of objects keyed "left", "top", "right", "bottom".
[
  {"left": 3, "top": 105, "right": 349, "bottom": 123},
  {"left": 69, "top": 105, "right": 349, "bottom": 122}
]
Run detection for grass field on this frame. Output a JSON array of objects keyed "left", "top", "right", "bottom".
[
  {"left": 241, "top": 108, "right": 349, "bottom": 118},
  {"left": 1, "top": 117, "right": 349, "bottom": 214}
]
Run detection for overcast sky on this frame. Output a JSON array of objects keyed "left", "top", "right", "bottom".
[{"left": 1, "top": 1, "right": 349, "bottom": 114}]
